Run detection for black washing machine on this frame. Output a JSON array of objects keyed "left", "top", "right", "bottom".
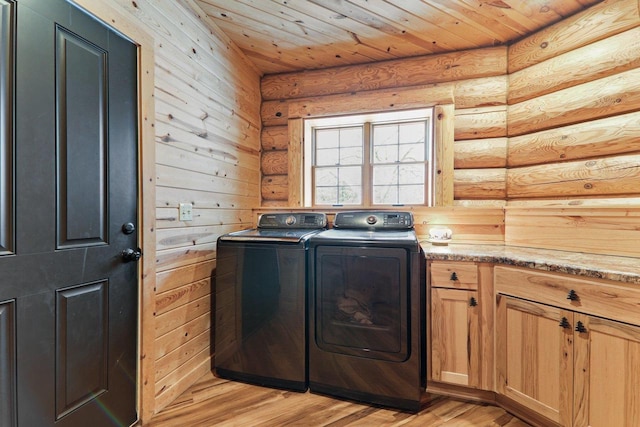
[
  {"left": 308, "top": 211, "right": 425, "bottom": 411},
  {"left": 214, "top": 212, "right": 327, "bottom": 391}
]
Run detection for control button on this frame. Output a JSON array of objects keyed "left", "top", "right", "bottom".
[
  {"left": 285, "top": 215, "right": 297, "bottom": 226},
  {"left": 366, "top": 215, "right": 377, "bottom": 225}
]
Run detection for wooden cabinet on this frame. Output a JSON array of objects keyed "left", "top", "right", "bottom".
[
  {"left": 496, "top": 266, "right": 640, "bottom": 427},
  {"left": 428, "top": 261, "right": 493, "bottom": 390}
]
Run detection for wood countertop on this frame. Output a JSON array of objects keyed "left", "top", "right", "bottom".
[{"left": 421, "top": 243, "right": 640, "bottom": 285}]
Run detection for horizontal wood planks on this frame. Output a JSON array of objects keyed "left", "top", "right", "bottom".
[
  {"left": 505, "top": 207, "right": 640, "bottom": 257},
  {"left": 93, "top": 0, "right": 262, "bottom": 419}
]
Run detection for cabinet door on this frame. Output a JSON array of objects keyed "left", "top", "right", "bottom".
[
  {"left": 496, "top": 295, "right": 573, "bottom": 426},
  {"left": 431, "top": 288, "right": 479, "bottom": 387},
  {"left": 573, "top": 314, "right": 640, "bottom": 427}
]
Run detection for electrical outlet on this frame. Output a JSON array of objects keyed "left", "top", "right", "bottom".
[{"left": 179, "top": 203, "right": 193, "bottom": 221}]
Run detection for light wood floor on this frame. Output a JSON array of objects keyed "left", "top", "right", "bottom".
[{"left": 148, "top": 372, "right": 531, "bottom": 426}]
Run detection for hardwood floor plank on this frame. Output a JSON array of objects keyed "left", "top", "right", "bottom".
[{"left": 148, "top": 372, "right": 531, "bottom": 426}]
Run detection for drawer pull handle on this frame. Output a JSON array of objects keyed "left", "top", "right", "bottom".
[
  {"left": 575, "top": 321, "right": 587, "bottom": 333},
  {"left": 469, "top": 297, "right": 478, "bottom": 307},
  {"left": 450, "top": 272, "right": 458, "bottom": 281},
  {"left": 567, "top": 289, "right": 579, "bottom": 301},
  {"left": 559, "top": 317, "right": 571, "bottom": 329}
]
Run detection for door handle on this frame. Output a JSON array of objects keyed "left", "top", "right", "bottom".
[{"left": 121, "top": 247, "right": 142, "bottom": 262}]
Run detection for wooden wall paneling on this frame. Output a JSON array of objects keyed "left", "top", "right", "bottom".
[
  {"left": 156, "top": 224, "right": 240, "bottom": 251},
  {"left": 261, "top": 126, "right": 289, "bottom": 151},
  {"left": 434, "top": 104, "right": 455, "bottom": 207},
  {"left": 508, "top": 26, "right": 640, "bottom": 104},
  {"left": 154, "top": 66, "right": 260, "bottom": 148},
  {"left": 156, "top": 164, "right": 258, "bottom": 198},
  {"left": 412, "top": 207, "right": 505, "bottom": 244},
  {"left": 260, "top": 46, "right": 507, "bottom": 100},
  {"left": 154, "top": 312, "right": 211, "bottom": 361},
  {"left": 508, "top": 67, "right": 640, "bottom": 137},
  {"left": 153, "top": 347, "right": 212, "bottom": 412},
  {"left": 507, "top": 0, "right": 640, "bottom": 73},
  {"left": 454, "top": 169, "right": 508, "bottom": 200},
  {"left": 154, "top": 328, "right": 210, "bottom": 382},
  {"left": 452, "top": 76, "right": 507, "bottom": 109},
  {"left": 455, "top": 138, "right": 508, "bottom": 169},
  {"left": 504, "top": 207, "right": 640, "bottom": 257},
  {"left": 507, "top": 154, "right": 640, "bottom": 199},
  {"left": 261, "top": 175, "right": 288, "bottom": 202},
  {"left": 287, "top": 84, "right": 455, "bottom": 120},
  {"left": 155, "top": 121, "right": 260, "bottom": 172},
  {"left": 260, "top": 150, "right": 287, "bottom": 176},
  {"left": 156, "top": 207, "right": 252, "bottom": 229},
  {"left": 287, "top": 118, "right": 303, "bottom": 207},
  {"left": 155, "top": 296, "right": 212, "bottom": 338},
  {"left": 454, "top": 106, "right": 507, "bottom": 140},
  {"left": 156, "top": 260, "right": 216, "bottom": 294},
  {"left": 157, "top": 186, "right": 257, "bottom": 212},
  {"left": 156, "top": 243, "right": 217, "bottom": 273},
  {"left": 156, "top": 142, "right": 259, "bottom": 186},
  {"left": 508, "top": 111, "right": 640, "bottom": 167}
]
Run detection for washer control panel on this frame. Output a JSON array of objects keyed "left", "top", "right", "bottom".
[{"left": 258, "top": 212, "right": 327, "bottom": 229}]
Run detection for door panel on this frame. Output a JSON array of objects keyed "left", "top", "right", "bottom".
[
  {"left": 55, "top": 281, "right": 109, "bottom": 419},
  {"left": 0, "top": 0, "right": 14, "bottom": 256},
  {"left": 55, "top": 27, "right": 108, "bottom": 248},
  {"left": 0, "top": 299, "right": 16, "bottom": 427},
  {"left": 0, "top": 0, "right": 139, "bottom": 425}
]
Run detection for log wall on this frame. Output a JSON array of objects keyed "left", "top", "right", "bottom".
[
  {"left": 260, "top": 0, "right": 640, "bottom": 208},
  {"left": 260, "top": 46, "right": 509, "bottom": 207},
  {"left": 79, "top": 0, "right": 262, "bottom": 421}
]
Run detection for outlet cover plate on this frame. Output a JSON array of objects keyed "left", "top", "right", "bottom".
[{"left": 179, "top": 203, "right": 193, "bottom": 221}]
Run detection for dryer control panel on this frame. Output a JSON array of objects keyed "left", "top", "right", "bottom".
[{"left": 333, "top": 211, "right": 414, "bottom": 230}]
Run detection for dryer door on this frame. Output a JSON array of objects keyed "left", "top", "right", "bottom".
[{"left": 313, "top": 246, "right": 409, "bottom": 361}]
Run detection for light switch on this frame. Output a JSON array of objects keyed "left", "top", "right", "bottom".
[{"left": 179, "top": 203, "right": 193, "bottom": 221}]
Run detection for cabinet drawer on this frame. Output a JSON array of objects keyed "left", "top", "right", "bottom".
[
  {"left": 430, "top": 261, "right": 478, "bottom": 290},
  {"left": 495, "top": 266, "right": 640, "bottom": 326}
]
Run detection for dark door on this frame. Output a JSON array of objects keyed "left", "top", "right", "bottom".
[{"left": 0, "top": 0, "right": 138, "bottom": 426}]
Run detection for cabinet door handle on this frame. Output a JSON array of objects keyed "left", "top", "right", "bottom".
[
  {"left": 567, "top": 289, "right": 579, "bottom": 301},
  {"left": 559, "top": 317, "right": 571, "bottom": 329},
  {"left": 450, "top": 272, "right": 458, "bottom": 281},
  {"left": 575, "top": 320, "right": 587, "bottom": 333},
  {"left": 469, "top": 297, "right": 478, "bottom": 307}
]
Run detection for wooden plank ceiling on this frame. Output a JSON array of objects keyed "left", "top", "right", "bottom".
[{"left": 193, "top": 0, "right": 603, "bottom": 75}]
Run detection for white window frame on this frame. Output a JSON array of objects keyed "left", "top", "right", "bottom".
[{"left": 303, "top": 108, "right": 434, "bottom": 208}]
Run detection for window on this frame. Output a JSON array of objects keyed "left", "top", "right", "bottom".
[{"left": 304, "top": 109, "right": 433, "bottom": 207}]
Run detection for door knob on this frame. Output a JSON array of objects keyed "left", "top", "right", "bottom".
[{"left": 121, "top": 248, "right": 142, "bottom": 262}]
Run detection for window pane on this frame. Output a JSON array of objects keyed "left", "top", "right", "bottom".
[
  {"left": 373, "top": 185, "right": 398, "bottom": 204},
  {"left": 315, "top": 167, "right": 338, "bottom": 187},
  {"left": 315, "top": 187, "right": 337, "bottom": 205},
  {"left": 399, "top": 184, "right": 424, "bottom": 204},
  {"left": 340, "top": 146, "right": 362, "bottom": 165},
  {"left": 399, "top": 142, "right": 424, "bottom": 162},
  {"left": 373, "top": 145, "right": 397, "bottom": 164},
  {"left": 315, "top": 129, "right": 339, "bottom": 149},
  {"left": 316, "top": 148, "right": 339, "bottom": 166},
  {"left": 373, "top": 165, "right": 398, "bottom": 185},
  {"left": 314, "top": 166, "right": 361, "bottom": 205},
  {"left": 340, "top": 127, "right": 363, "bottom": 147},
  {"left": 338, "top": 184, "right": 361, "bottom": 204},
  {"left": 399, "top": 164, "right": 424, "bottom": 184},
  {"left": 399, "top": 122, "right": 425, "bottom": 144},
  {"left": 373, "top": 124, "right": 398, "bottom": 146}
]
